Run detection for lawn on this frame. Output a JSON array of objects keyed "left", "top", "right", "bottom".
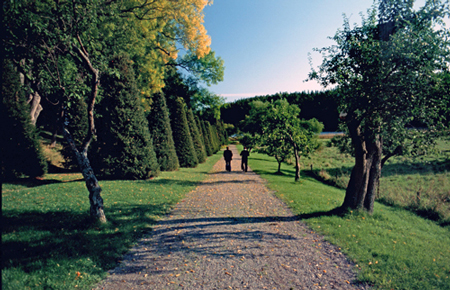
[
  {"left": 246, "top": 145, "right": 450, "bottom": 290},
  {"left": 3, "top": 142, "right": 450, "bottom": 290},
  {"left": 299, "top": 137, "right": 450, "bottom": 227},
  {"left": 2, "top": 151, "right": 223, "bottom": 290}
]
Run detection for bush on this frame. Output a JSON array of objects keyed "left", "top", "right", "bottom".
[
  {"left": 187, "top": 109, "right": 206, "bottom": 163},
  {"left": 91, "top": 54, "right": 159, "bottom": 179},
  {"left": 60, "top": 96, "right": 88, "bottom": 170},
  {"left": 170, "top": 97, "right": 198, "bottom": 168},
  {"left": 147, "top": 92, "right": 179, "bottom": 171},
  {"left": 0, "top": 59, "right": 47, "bottom": 181},
  {"left": 200, "top": 119, "right": 213, "bottom": 156}
]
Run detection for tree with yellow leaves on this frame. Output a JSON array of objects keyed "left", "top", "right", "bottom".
[{"left": 3, "top": 0, "right": 221, "bottom": 222}]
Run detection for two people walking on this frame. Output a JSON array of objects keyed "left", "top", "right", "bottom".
[{"left": 223, "top": 146, "right": 250, "bottom": 172}]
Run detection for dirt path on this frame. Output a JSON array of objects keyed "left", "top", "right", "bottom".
[{"left": 96, "top": 145, "right": 367, "bottom": 290}]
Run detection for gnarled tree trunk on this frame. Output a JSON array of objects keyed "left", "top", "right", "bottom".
[
  {"left": 341, "top": 119, "right": 383, "bottom": 213},
  {"left": 27, "top": 91, "right": 43, "bottom": 126},
  {"left": 62, "top": 124, "right": 106, "bottom": 222},
  {"left": 60, "top": 38, "right": 107, "bottom": 223}
]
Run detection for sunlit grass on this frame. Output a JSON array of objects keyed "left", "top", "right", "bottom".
[
  {"left": 297, "top": 138, "right": 450, "bottom": 226},
  {"left": 248, "top": 148, "right": 450, "bottom": 290},
  {"left": 2, "top": 151, "right": 223, "bottom": 290}
]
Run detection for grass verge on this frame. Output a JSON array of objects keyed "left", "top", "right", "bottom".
[
  {"left": 2, "top": 151, "right": 223, "bottom": 290},
  {"left": 299, "top": 138, "right": 450, "bottom": 226},
  {"left": 247, "top": 149, "right": 450, "bottom": 290}
]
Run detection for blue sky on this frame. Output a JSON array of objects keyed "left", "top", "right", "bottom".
[{"left": 202, "top": 0, "right": 429, "bottom": 103}]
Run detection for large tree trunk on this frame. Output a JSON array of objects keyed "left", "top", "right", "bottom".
[
  {"left": 18, "top": 60, "right": 43, "bottom": 126},
  {"left": 62, "top": 124, "right": 106, "bottom": 223},
  {"left": 27, "top": 91, "right": 43, "bottom": 126},
  {"left": 364, "top": 135, "right": 382, "bottom": 213},
  {"left": 342, "top": 120, "right": 383, "bottom": 213},
  {"left": 64, "top": 38, "right": 106, "bottom": 223},
  {"left": 342, "top": 121, "right": 370, "bottom": 209}
]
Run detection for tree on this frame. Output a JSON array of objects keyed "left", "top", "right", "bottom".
[
  {"left": 309, "top": 0, "right": 450, "bottom": 213},
  {"left": 3, "top": 0, "right": 215, "bottom": 222},
  {"left": 215, "top": 119, "right": 228, "bottom": 145},
  {"left": 147, "top": 92, "right": 179, "bottom": 171},
  {"left": 170, "top": 97, "right": 198, "bottom": 167},
  {"left": 1, "top": 59, "right": 48, "bottom": 181},
  {"left": 239, "top": 133, "right": 258, "bottom": 152},
  {"left": 178, "top": 51, "right": 225, "bottom": 87},
  {"left": 187, "top": 109, "right": 207, "bottom": 163},
  {"left": 91, "top": 54, "right": 160, "bottom": 180},
  {"left": 244, "top": 99, "right": 323, "bottom": 181},
  {"left": 189, "top": 87, "right": 225, "bottom": 120},
  {"left": 200, "top": 119, "right": 213, "bottom": 156},
  {"left": 61, "top": 97, "right": 88, "bottom": 170},
  {"left": 257, "top": 133, "right": 292, "bottom": 174},
  {"left": 206, "top": 121, "right": 220, "bottom": 153}
]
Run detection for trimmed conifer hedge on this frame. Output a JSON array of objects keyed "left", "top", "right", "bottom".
[
  {"left": 170, "top": 97, "right": 198, "bottom": 168},
  {"left": 187, "top": 109, "right": 206, "bottom": 163},
  {"left": 91, "top": 54, "right": 159, "bottom": 179},
  {"left": 1, "top": 59, "right": 47, "bottom": 181},
  {"left": 147, "top": 92, "right": 179, "bottom": 171},
  {"left": 200, "top": 119, "right": 213, "bottom": 156}
]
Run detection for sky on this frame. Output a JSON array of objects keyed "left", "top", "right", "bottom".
[{"left": 202, "top": 0, "right": 430, "bottom": 103}]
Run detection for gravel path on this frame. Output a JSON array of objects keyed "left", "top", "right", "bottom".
[{"left": 96, "top": 145, "right": 367, "bottom": 290}]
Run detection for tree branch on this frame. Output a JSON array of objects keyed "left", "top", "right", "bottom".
[{"left": 72, "top": 38, "right": 99, "bottom": 155}]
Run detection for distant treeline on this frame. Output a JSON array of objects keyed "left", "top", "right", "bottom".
[{"left": 221, "top": 90, "right": 340, "bottom": 132}]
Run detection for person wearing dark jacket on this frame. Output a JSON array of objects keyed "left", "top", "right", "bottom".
[
  {"left": 240, "top": 147, "right": 249, "bottom": 172},
  {"left": 223, "top": 147, "right": 233, "bottom": 172}
]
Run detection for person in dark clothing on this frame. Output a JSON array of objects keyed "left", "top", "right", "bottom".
[
  {"left": 240, "top": 147, "right": 250, "bottom": 172},
  {"left": 223, "top": 147, "right": 233, "bottom": 171}
]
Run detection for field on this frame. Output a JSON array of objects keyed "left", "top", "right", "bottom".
[
  {"left": 2, "top": 152, "right": 223, "bottom": 290},
  {"left": 247, "top": 144, "right": 450, "bottom": 290},
  {"left": 2, "top": 140, "right": 450, "bottom": 289},
  {"left": 299, "top": 137, "right": 450, "bottom": 227}
]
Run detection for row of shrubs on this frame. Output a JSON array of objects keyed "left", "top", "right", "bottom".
[{"left": 1, "top": 55, "right": 227, "bottom": 182}]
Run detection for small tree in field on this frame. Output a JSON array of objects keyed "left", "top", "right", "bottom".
[
  {"left": 257, "top": 133, "right": 292, "bottom": 174},
  {"left": 91, "top": 54, "right": 160, "bottom": 179},
  {"left": 309, "top": 0, "right": 450, "bottom": 213},
  {"left": 239, "top": 133, "right": 258, "bottom": 152},
  {"left": 148, "top": 92, "right": 179, "bottom": 171},
  {"left": 244, "top": 99, "right": 323, "bottom": 181}
]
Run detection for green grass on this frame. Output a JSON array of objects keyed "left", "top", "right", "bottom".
[
  {"left": 297, "top": 138, "right": 450, "bottom": 226},
  {"left": 2, "top": 151, "right": 223, "bottom": 290},
  {"left": 247, "top": 147, "right": 450, "bottom": 290}
]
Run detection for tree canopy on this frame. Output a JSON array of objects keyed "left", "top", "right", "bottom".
[
  {"left": 309, "top": 0, "right": 450, "bottom": 213},
  {"left": 244, "top": 99, "right": 323, "bottom": 181},
  {"left": 2, "top": 0, "right": 219, "bottom": 221}
]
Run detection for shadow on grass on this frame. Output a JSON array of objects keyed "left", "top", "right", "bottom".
[
  {"left": 1, "top": 203, "right": 168, "bottom": 273},
  {"left": 47, "top": 164, "right": 78, "bottom": 174},
  {"left": 2, "top": 177, "right": 77, "bottom": 188},
  {"left": 311, "top": 158, "right": 450, "bottom": 180},
  {"left": 252, "top": 168, "right": 293, "bottom": 177},
  {"left": 2, "top": 200, "right": 345, "bottom": 275}
]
